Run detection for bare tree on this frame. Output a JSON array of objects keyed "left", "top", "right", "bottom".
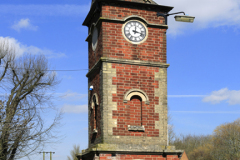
[
  {"left": 67, "top": 145, "right": 81, "bottom": 160},
  {"left": 173, "top": 134, "right": 213, "bottom": 159},
  {"left": 167, "top": 106, "right": 176, "bottom": 146},
  {"left": 0, "top": 38, "right": 61, "bottom": 160},
  {"left": 212, "top": 119, "right": 240, "bottom": 160}
]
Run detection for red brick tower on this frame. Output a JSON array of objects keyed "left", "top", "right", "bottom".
[{"left": 78, "top": 0, "right": 183, "bottom": 159}]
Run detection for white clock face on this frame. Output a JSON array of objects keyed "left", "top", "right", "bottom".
[
  {"left": 92, "top": 27, "right": 98, "bottom": 51},
  {"left": 123, "top": 20, "right": 148, "bottom": 44}
]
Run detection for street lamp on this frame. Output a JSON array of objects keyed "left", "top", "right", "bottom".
[{"left": 157, "top": 11, "right": 195, "bottom": 25}]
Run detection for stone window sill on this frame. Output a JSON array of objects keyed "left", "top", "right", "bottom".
[
  {"left": 128, "top": 125, "right": 145, "bottom": 132},
  {"left": 92, "top": 129, "right": 98, "bottom": 134}
]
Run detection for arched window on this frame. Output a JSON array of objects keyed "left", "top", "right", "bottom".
[
  {"left": 129, "top": 95, "right": 142, "bottom": 127},
  {"left": 91, "top": 93, "right": 99, "bottom": 134},
  {"left": 124, "top": 89, "right": 149, "bottom": 131}
]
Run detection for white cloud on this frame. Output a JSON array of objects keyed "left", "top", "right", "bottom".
[
  {"left": 62, "top": 75, "right": 73, "bottom": 80},
  {"left": 0, "top": 37, "right": 66, "bottom": 58},
  {"left": 155, "top": 0, "right": 240, "bottom": 35},
  {"left": 0, "top": 4, "right": 90, "bottom": 17},
  {"left": 11, "top": 18, "right": 38, "bottom": 32},
  {"left": 202, "top": 88, "right": 240, "bottom": 105},
  {"left": 61, "top": 90, "right": 87, "bottom": 101},
  {"left": 61, "top": 104, "right": 88, "bottom": 113},
  {"left": 171, "top": 111, "right": 240, "bottom": 114}
]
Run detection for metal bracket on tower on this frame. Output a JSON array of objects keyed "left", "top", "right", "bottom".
[
  {"left": 157, "top": 11, "right": 186, "bottom": 25},
  {"left": 157, "top": 12, "right": 168, "bottom": 25}
]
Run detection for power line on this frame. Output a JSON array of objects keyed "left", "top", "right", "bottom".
[
  {"left": 0, "top": 66, "right": 89, "bottom": 72},
  {"left": 0, "top": 65, "right": 101, "bottom": 72}
]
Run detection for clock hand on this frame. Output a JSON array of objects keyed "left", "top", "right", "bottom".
[
  {"left": 135, "top": 26, "right": 137, "bottom": 34},
  {"left": 133, "top": 30, "right": 141, "bottom": 34},
  {"left": 132, "top": 30, "right": 138, "bottom": 34}
]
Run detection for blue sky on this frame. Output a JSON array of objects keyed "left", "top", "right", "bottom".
[{"left": 0, "top": 0, "right": 240, "bottom": 159}]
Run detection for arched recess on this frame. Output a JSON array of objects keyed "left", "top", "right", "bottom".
[
  {"left": 123, "top": 89, "right": 149, "bottom": 105},
  {"left": 91, "top": 93, "right": 99, "bottom": 134},
  {"left": 89, "top": 23, "right": 96, "bottom": 34},
  {"left": 91, "top": 93, "right": 99, "bottom": 109}
]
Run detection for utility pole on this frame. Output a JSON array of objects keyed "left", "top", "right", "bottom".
[{"left": 39, "top": 152, "right": 55, "bottom": 160}]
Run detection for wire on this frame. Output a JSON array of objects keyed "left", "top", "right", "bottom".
[{"left": 0, "top": 66, "right": 100, "bottom": 72}]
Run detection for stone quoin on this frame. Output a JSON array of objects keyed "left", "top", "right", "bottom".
[{"left": 77, "top": 0, "right": 184, "bottom": 159}]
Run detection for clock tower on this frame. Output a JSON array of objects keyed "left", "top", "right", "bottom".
[{"left": 78, "top": 0, "right": 183, "bottom": 159}]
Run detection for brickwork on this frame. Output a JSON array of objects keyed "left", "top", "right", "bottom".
[
  {"left": 94, "top": 60, "right": 168, "bottom": 146},
  {"left": 88, "top": 69, "right": 102, "bottom": 146},
  {"left": 102, "top": 21, "right": 166, "bottom": 62},
  {"left": 111, "top": 63, "right": 163, "bottom": 138},
  {"left": 88, "top": 4, "right": 167, "bottom": 69},
  {"left": 102, "top": 5, "right": 165, "bottom": 25},
  {"left": 79, "top": 0, "right": 184, "bottom": 159},
  {"left": 128, "top": 96, "right": 142, "bottom": 126},
  {"left": 88, "top": 25, "right": 103, "bottom": 69}
]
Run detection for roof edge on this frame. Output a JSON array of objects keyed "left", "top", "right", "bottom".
[{"left": 83, "top": 0, "right": 173, "bottom": 26}]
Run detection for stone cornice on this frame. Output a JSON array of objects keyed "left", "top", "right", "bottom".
[
  {"left": 86, "top": 57, "right": 170, "bottom": 77},
  {"left": 83, "top": 0, "right": 173, "bottom": 27},
  {"left": 77, "top": 144, "right": 183, "bottom": 159}
]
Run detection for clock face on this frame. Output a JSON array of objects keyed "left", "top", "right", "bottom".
[
  {"left": 123, "top": 20, "right": 148, "bottom": 44},
  {"left": 92, "top": 26, "right": 98, "bottom": 51}
]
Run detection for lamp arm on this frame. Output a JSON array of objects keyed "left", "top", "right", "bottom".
[
  {"left": 167, "top": 12, "right": 185, "bottom": 16},
  {"left": 156, "top": 11, "right": 186, "bottom": 25}
]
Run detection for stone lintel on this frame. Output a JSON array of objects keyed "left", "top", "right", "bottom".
[{"left": 86, "top": 57, "right": 170, "bottom": 77}]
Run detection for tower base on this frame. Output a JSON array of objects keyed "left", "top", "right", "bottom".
[{"left": 77, "top": 144, "right": 183, "bottom": 160}]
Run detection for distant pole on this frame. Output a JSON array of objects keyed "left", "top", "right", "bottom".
[
  {"left": 39, "top": 152, "right": 46, "bottom": 160},
  {"left": 50, "top": 152, "right": 52, "bottom": 160},
  {"left": 39, "top": 152, "right": 55, "bottom": 160}
]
